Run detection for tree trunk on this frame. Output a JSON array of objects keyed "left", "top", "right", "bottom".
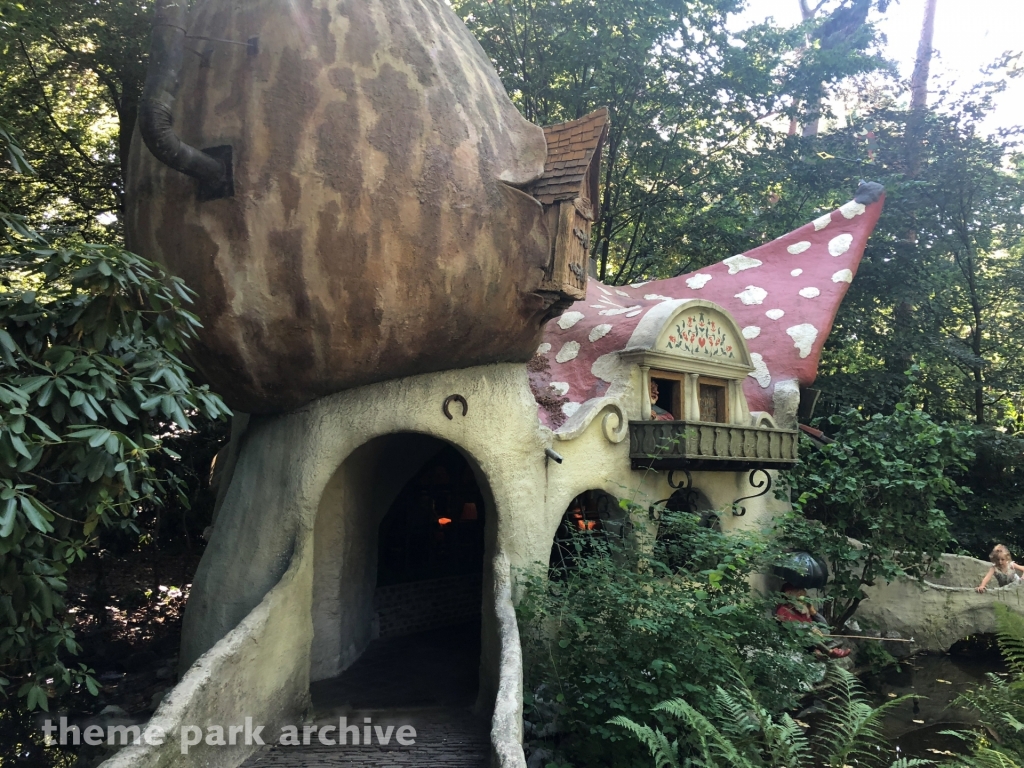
[
  {"left": 909, "top": 0, "right": 938, "bottom": 113},
  {"left": 906, "top": 0, "right": 937, "bottom": 177},
  {"left": 117, "top": 92, "right": 139, "bottom": 214},
  {"left": 893, "top": 0, "right": 940, "bottom": 394},
  {"left": 834, "top": 596, "right": 862, "bottom": 633},
  {"left": 597, "top": 126, "right": 619, "bottom": 281},
  {"left": 969, "top": 262, "right": 986, "bottom": 424}
]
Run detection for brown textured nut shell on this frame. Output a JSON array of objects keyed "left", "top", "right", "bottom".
[{"left": 126, "top": 0, "right": 552, "bottom": 414}]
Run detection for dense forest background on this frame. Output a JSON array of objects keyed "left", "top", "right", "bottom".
[
  {"left": 452, "top": 0, "right": 1024, "bottom": 554},
  {"left": 0, "top": 0, "right": 1022, "bottom": 750},
  {"left": 2, "top": 0, "right": 1021, "bottom": 572}
]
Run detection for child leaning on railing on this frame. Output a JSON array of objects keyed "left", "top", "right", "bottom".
[{"left": 976, "top": 544, "right": 1024, "bottom": 593}]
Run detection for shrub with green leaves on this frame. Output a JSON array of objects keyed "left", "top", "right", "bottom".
[
  {"left": 0, "top": 211, "right": 229, "bottom": 709},
  {"left": 612, "top": 663, "right": 924, "bottom": 768},
  {"left": 779, "top": 405, "right": 974, "bottom": 629},
  {"left": 946, "top": 604, "right": 1024, "bottom": 767},
  {"left": 517, "top": 509, "right": 821, "bottom": 767}
]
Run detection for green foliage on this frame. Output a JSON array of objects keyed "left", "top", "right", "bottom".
[
  {"left": 938, "top": 605, "right": 1024, "bottom": 766},
  {"left": 0, "top": 0, "right": 152, "bottom": 239},
  {"left": 612, "top": 665, "right": 925, "bottom": 768},
  {"left": 780, "top": 404, "right": 974, "bottom": 628},
  {"left": 0, "top": 210, "right": 229, "bottom": 708},
  {"left": 854, "top": 633, "right": 902, "bottom": 675},
  {"left": 451, "top": 0, "right": 887, "bottom": 284},
  {"left": 0, "top": 116, "right": 33, "bottom": 176},
  {"left": 945, "top": 428, "right": 1024, "bottom": 560},
  {"left": 517, "top": 509, "right": 822, "bottom": 767},
  {"left": 808, "top": 91, "right": 1024, "bottom": 427},
  {"left": 949, "top": 605, "right": 1024, "bottom": 766}
]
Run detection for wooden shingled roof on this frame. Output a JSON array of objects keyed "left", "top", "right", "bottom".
[{"left": 529, "top": 107, "right": 609, "bottom": 208}]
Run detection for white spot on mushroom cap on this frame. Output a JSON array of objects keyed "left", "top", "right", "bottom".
[
  {"left": 589, "top": 324, "right": 612, "bottom": 342},
  {"left": 686, "top": 273, "right": 713, "bottom": 289},
  {"left": 735, "top": 285, "right": 768, "bottom": 305},
  {"left": 600, "top": 305, "right": 641, "bottom": 316},
  {"left": 558, "top": 311, "right": 585, "bottom": 329},
  {"left": 765, "top": 309, "right": 785, "bottom": 320},
  {"left": 724, "top": 255, "right": 763, "bottom": 274},
  {"left": 644, "top": 293, "right": 674, "bottom": 302},
  {"left": 791, "top": 268, "right": 803, "bottom": 277},
  {"left": 562, "top": 402, "right": 581, "bottom": 417},
  {"left": 615, "top": 289, "right": 631, "bottom": 297},
  {"left": 629, "top": 281, "right": 650, "bottom": 288},
  {"left": 813, "top": 213, "right": 832, "bottom": 231},
  {"left": 597, "top": 285, "right": 612, "bottom": 295},
  {"left": 787, "top": 323, "right": 818, "bottom": 358},
  {"left": 550, "top": 382, "right": 570, "bottom": 396},
  {"left": 799, "top": 287, "right": 820, "bottom": 299},
  {"left": 829, "top": 233, "right": 853, "bottom": 256},
  {"left": 625, "top": 309, "right": 643, "bottom": 317},
  {"left": 787, "top": 241, "right": 811, "bottom": 255},
  {"left": 591, "top": 353, "right": 620, "bottom": 383},
  {"left": 832, "top": 268, "right": 853, "bottom": 283},
  {"left": 555, "top": 341, "right": 580, "bottom": 363},
  {"left": 749, "top": 352, "right": 771, "bottom": 388},
  {"left": 536, "top": 343, "right": 552, "bottom": 355},
  {"left": 839, "top": 200, "right": 866, "bottom": 219},
  {"left": 742, "top": 326, "right": 761, "bottom": 339}
]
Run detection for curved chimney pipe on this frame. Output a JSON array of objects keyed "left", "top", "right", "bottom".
[{"left": 140, "top": 0, "right": 231, "bottom": 199}]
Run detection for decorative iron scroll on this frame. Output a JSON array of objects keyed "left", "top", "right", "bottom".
[{"left": 731, "top": 468, "right": 772, "bottom": 517}]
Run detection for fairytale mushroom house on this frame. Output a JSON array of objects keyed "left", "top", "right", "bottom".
[{"left": 110, "top": 1, "right": 885, "bottom": 767}]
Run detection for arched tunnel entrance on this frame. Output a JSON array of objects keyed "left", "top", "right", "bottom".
[{"left": 309, "top": 434, "right": 490, "bottom": 714}]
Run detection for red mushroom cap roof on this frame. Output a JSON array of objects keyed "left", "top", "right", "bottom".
[{"left": 530, "top": 195, "right": 885, "bottom": 430}]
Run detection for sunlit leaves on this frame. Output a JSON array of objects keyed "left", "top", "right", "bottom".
[
  {"left": 0, "top": 213, "right": 228, "bottom": 709},
  {"left": 779, "top": 405, "right": 974, "bottom": 628},
  {"left": 516, "top": 511, "right": 821, "bottom": 765},
  {"left": 452, "top": 0, "right": 888, "bottom": 285}
]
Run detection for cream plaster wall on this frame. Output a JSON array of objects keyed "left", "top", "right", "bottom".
[
  {"left": 112, "top": 358, "right": 783, "bottom": 768},
  {"left": 180, "top": 363, "right": 552, "bottom": 706},
  {"left": 101, "top": 538, "right": 313, "bottom": 768}
]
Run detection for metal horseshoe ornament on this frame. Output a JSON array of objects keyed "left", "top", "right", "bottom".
[{"left": 443, "top": 394, "right": 468, "bottom": 420}]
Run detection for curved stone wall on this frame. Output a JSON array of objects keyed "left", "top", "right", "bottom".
[{"left": 857, "top": 553, "right": 1024, "bottom": 652}]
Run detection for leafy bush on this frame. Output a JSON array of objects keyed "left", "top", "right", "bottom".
[
  {"left": 947, "top": 604, "right": 1024, "bottom": 767},
  {"left": 946, "top": 427, "right": 1024, "bottom": 561},
  {"left": 612, "top": 664, "right": 923, "bottom": 768},
  {"left": 779, "top": 405, "right": 974, "bottom": 628},
  {"left": 517, "top": 509, "right": 822, "bottom": 767},
  {"left": 0, "top": 212, "right": 229, "bottom": 708}
]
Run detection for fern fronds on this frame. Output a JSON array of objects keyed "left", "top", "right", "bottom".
[
  {"left": 995, "top": 604, "right": 1024, "bottom": 677},
  {"left": 650, "top": 697, "right": 755, "bottom": 767},
  {"left": 762, "top": 713, "right": 810, "bottom": 768},
  {"left": 938, "top": 728, "right": 1024, "bottom": 767},
  {"left": 711, "top": 684, "right": 761, "bottom": 748},
  {"left": 945, "top": 747, "right": 1023, "bottom": 768},
  {"left": 816, "top": 666, "right": 915, "bottom": 766},
  {"left": 886, "top": 759, "right": 936, "bottom": 768},
  {"left": 955, "top": 658, "right": 1024, "bottom": 749},
  {"left": 608, "top": 715, "right": 682, "bottom": 768}
]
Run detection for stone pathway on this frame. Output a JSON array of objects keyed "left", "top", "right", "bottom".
[
  {"left": 241, "top": 708, "right": 490, "bottom": 767},
  {"left": 241, "top": 622, "right": 489, "bottom": 766}
]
